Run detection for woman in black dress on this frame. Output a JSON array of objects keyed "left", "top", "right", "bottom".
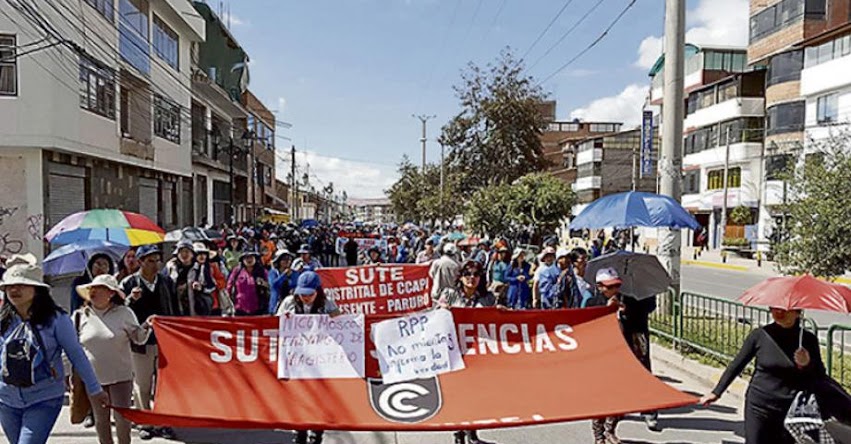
[{"left": 699, "top": 307, "right": 825, "bottom": 444}]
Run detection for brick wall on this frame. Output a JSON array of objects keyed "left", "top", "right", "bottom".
[
  {"left": 749, "top": 23, "right": 806, "bottom": 63},
  {"left": 750, "top": 0, "right": 779, "bottom": 16},
  {"left": 765, "top": 80, "right": 801, "bottom": 106}
]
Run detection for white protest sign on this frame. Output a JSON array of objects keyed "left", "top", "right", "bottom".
[
  {"left": 372, "top": 309, "right": 465, "bottom": 384},
  {"left": 277, "top": 314, "right": 366, "bottom": 379}
]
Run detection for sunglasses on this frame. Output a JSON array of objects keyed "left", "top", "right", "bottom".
[{"left": 460, "top": 270, "right": 482, "bottom": 278}]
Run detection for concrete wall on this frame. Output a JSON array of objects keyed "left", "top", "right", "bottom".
[{"left": 0, "top": 149, "right": 44, "bottom": 259}]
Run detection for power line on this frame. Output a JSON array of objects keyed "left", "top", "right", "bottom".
[
  {"left": 527, "top": 0, "right": 608, "bottom": 72},
  {"left": 537, "top": 0, "right": 638, "bottom": 86},
  {"left": 519, "top": 0, "right": 575, "bottom": 62},
  {"left": 477, "top": 0, "right": 510, "bottom": 50}
]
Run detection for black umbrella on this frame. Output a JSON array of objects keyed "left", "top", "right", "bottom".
[{"left": 584, "top": 250, "right": 672, "bottom": 300}]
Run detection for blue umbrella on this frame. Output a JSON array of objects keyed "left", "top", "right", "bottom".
[
  {"left": 570, "top": 191, "right": 701, "bottom": 230},
  {"left": 43, "top": 240, "right": 128, "bottom": 276},
  {"left": 300, "top": 219, "right": 319, "bottom": 229}
]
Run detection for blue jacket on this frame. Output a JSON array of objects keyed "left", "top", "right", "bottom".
[
  {"left": 505, "top": 263, "right": 532, "bottom": 303},
  {"left": 268, "top": 268, "right": 299, "bottom": 314},
  {"left": 0, "top": 312, "right": 102, "bottom": 408}
]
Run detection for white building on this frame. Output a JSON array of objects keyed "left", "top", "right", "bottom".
[
  {"left": 0, "top": 0, "right": 205, "bottom": 259},
  {"left": 680, "top": 70, "right": 767, "bottom": 249},
  {"left": 802, "top": 33, "right": 851, "bottom": 143}
]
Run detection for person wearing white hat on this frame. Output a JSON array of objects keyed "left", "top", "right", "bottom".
[
  {"left": 588, "top": 267, "right": 625, "bottom": 443},
  {"left": 533, "top": 246, "right": 560, "bottom": 309},
  {"left": 428, "top": 243, "right": 460, "bottom": 301},
  {"left": 505, "top": 249, "right": 532, "bottom": 309},
  {"left": 75, "top": 274, "right": 152, "bottom": 444},
  {"left": 0, "top": 254, "right": 108, "bottom": 444}
]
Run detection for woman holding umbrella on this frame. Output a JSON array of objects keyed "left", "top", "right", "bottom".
[{"left": 700, "top": 275, "right": 851, "bottom": 443}]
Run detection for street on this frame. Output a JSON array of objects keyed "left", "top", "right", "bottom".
[{"left": 25, "top": 345, "right": 745, "bottom": 444}]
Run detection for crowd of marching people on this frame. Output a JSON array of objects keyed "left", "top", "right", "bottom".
[{"left": 0, "top": 220, "right": 848, "bottom": 444}]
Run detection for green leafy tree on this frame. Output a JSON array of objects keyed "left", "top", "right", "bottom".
[
  {"left": 417, "top": 165, "right": 463, "bottom": 227},
  {"left": 464, "top": 184, "right": 520, "bottom": 237},
  {"left": 385, "top": 156, "right": 424, "bottom": 223},
  {"left": 512, "top": 173, "right": 576, "bottom": 233},
  {"left": 729, "top": 205, "right": 752, "bottom": 225},
  {"left": 774, "top": 132, "right": 851, "bottom": 278},
  {"left": 439, "top": 48, "right": 550, "bottom": 194}
]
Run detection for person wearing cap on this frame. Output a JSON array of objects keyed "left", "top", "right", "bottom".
[
  {"left": 366, "top": 246, "right": 383, "bottom": 265},
  {"left": 505, "top": 249, "right": 532, "bottom": 310},
  {"left": 70, "top": 252, "right": 116, "bottom": 313},
  {"left": 292, "top": 244, "right": 322, "bottom": 273},
  {"left": 473, "top": 240, "right": 491, "bottom": 267},
  {"left": 222, "top": 235, "right": 245, "bottom": 272},
  {"left": 268, "top": 250, "right": 296, "bottom": 315},
  {"left": 120, "top": 245, "right": 179, "bottom": 439},
  {"left": 184, "top": 242, "right": 217, "bottom": 316},
  {"left": 488, "top": 247, "right": 510, "bottom": 304},
  {"left": 434, "top": 260, "right": 498, "bottom": 444},
  {"left": 570, "top": 248, "right": 595, "bottom": 308},
  {"left": 532, "top": 247, "right": 560, "bottom": 309},
  {"left": 429, "top": 243, "right": 460, "bottom": 301},
  {"left": 276, "top": 271, "right": 338, "bottom": 444},
  {"left": 554, "top": 248, "right": 581, "bottom": 309},
  {"left": 75, "top": 274, "right": 152, "bottom": 444},
  {"left": 0, "top": 253, "right": 108, "bottom": 444},
  {"left": 163, "top": 240, "right": 198, "bottom": 316},
  {"left": 415, "top": 239, "right": 439, "bottom": 264},
  {"left": 226, "top": 252, "right": 270, "bottom": 316}
]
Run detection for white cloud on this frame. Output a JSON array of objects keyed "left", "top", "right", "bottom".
[
  {"left": 633, "top": 0, "right": 749, "bottom": 69},
  {"left": 569, "top": 84, "right": 649, "bottom": 127},
  {"left": 220, "top": 11, "right": 248, "bottom": 27},
  {"left": 277, "top": 97, "right": 287, "bottom": 114},
  {"left": 275, "top": 151, "right": 399, "bottom": 200}
]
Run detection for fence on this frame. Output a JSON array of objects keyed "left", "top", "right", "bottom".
[{"left": 650, "top": 291, "right": 849, "bottom": 391}]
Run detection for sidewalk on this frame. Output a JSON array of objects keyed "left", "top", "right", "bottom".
[
  {"left": 23, "top": 344, "right": 747, "bottom": 444},
  {"left": 679, "top": 247, "right": 851, "bottom": 284}
]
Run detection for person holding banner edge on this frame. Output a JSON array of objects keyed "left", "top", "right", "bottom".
[{"left": 276, "top": 271, "right": 340, "bottom": 444}]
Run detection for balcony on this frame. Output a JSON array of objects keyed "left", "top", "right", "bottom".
[
  {"left": 801, "top": 52, "right": 851, "bottom": 97},
  {"left": 576, "top": 148, "right": 603, "bottom": 165},
  {"left": 684, "top": 142, "right": 763, "bottom": 169},
  {"left": 684, "top": 98, "right": 765, "bottom": 130},
  {"left": 575, "top": 176, "right": 601, "bottom": 191}
]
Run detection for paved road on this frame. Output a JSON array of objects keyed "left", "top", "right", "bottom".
[
  {"left": 23, "top": 348, "right": 745, "bottom": 444},
  {"left": 682, "top": 264, "right": 851, "bottom": 330}
]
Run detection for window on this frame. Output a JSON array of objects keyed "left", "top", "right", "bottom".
[
  {"left": 804, "top": 35, "right": 851, "bottom": 68},
  {"left": 766, "top": 101, "right": 805, "bottom": 135},
  {"left": 119, "top": 0, "right": 150, "bottom": 74},
  {"left": 683, "top": 170, "right": 700, "bottom": 194},
  {"left": 717, "top": 81, "right": 739, "bottom": 103},
  {"left": 154, "top": 94, "right": 180, "bottom": 144},
  {"left": 84, "top": 0, "right": 114, "bottom": 22},
  {"left": 0, "top": 35, "right": 16, "bottom": 95},
  {"left": 577, "top": 162, "right": 602, "bottom": 178},
  {"left": 79, "top": 55, "right": 116, "bottom": 119},
  {"left": 589, "top": 123, "right": 620, "bottom": 133},
  {"left": 707, "top": 167, "right": 742, "bottom": 190},
  {"left": 153, "top": 16, "right": 178, "bottom": 70},
  {"left": 750, "top": 0, "right": 823, "bottom": 42},
  {"left": 767, "top": 50, "right": 803, "bottom": 86},
  {"left": 816, "top": 93, "right": 838, "bottom": 124},
  {"left": 765, "top": 154, "right": 792, "bottom": 180}
]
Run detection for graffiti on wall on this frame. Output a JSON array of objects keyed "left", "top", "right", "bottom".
[
  {"left": 0, "top": 157, "right": 29, "bottom": 258},
  {"left": 27, "top": 214, "right": 44, "bottom": 241}
]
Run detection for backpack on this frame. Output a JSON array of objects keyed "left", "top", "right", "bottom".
[{"left": 1, "top": 321, "right": 56, "bottom": 387}]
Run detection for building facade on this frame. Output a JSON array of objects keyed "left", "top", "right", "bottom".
[
  {"left": 348, "top": 198, "right": 394, "bottom": 225},
  {"left": 572, "top": 128, "right": 660, "bottom": 215},
  {"left": 0, "top": 0, "right": 205, "bottom": 259},
  {"left": 681, "top": 70, "right": 767, "bottom": 248}
]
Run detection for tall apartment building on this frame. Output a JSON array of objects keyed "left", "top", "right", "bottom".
[
  {"left": 572, "top": 127, "right": 660, "bottom": 215},
  {"left": 681, "top": 70, "right": 766, "bottom": 248},
  {"left": 747, "top": 0, "right": 851, "bottom": 246},
  {"left": 0, "top": 0, "right": 205, "bottom": 259},
  {"left": 537, "top": 101, "right": 622, "bottom": 189}
]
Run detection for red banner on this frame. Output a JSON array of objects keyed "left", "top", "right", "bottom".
[
  {"left": 120, "top": 308, "right": 697, "bottom": 431},
  {"left": 317, "top": 265, "right": 431, "bottom": 315}
]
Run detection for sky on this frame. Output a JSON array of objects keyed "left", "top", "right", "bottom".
[{"left": 221, "top": 0, "right": 749, "bottom": 199}]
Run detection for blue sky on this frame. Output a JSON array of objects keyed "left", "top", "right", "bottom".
[{"left": 222, "top": 0, "right": 748, "bottom": 198}]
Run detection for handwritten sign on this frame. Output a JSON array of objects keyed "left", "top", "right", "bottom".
[
  {"left": 277, "top": 314, "right": 366, "bottom": 379},
  {"left": 318, "top": 265, "right": 432, "bottom": 315},
  {"left": 371, "top": 309, "right": 465, "bottom": 384}
]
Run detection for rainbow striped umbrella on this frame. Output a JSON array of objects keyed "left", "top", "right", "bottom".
[{"left": 45, "top": 209, "right": 165, "bottom": 246}]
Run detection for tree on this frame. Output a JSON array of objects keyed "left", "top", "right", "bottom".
[
  {"left": 417, "top": 164, "right": 462, "bottom": 227},
  {"left": 439, "top": 48, "right": 550, "bottom": 194},
  {"left": 385, "top": 156, "right": 424, "bottom": 223},
  {"left": 464, "top": 173, "right": 576, "bottom": 238},
  {"left": 774, "top": 132, "right": 851, "bottom": 278},
  {"left": 729, "top": 205, "right": 752, "bottom": 226},
  {"left": 512, "top": 173, "right": 576, "bottom": 233}
]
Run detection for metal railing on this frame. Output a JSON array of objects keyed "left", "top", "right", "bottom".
[
  {"left": 826, "top": 325, "right": 851, "bottom": 390},
  {"left": 650, "top": 291, "right": 847, "bottom": 390}
]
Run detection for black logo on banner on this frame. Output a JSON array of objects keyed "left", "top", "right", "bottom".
[{"left": 367, "top": 377, "right": 443, "bottom": 423}]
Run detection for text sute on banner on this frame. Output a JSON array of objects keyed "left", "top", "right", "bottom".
[
  {"left": 318, "top": 265, "right": 432, "bottom": 316},
  {"left": 372, "top": 309, "right": 466, "bottom": 384},
  {"left": 277, "top": 314, "right": 366, "bottom": 379}
]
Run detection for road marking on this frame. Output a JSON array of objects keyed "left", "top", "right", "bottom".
[{"left": 682, "top": 260, "right": 748, "bottom": 272}]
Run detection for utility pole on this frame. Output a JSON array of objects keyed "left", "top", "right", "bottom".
[
  {"left": 412, "top": 114, "right": 436, "bottom": 171},
  {"left": 720, "top": 126, "right": 732, "bottom": 249},
  {"left": 228, "top": 138, "right": 235, "bottom": 225},
  {"left": 291, "top": 145, "right": 298, "bottom": 222},
  {"left": 440, "top": 142, "right": 445, "bottom": 227},
  {"left": 659, "top": 0, "right": 686, "bottom": 305}
]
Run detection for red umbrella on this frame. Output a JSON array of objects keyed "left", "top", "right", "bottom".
[
  {"left": 739, "top": 275, "right": 851, "bottom": 346},
  {"left": 739, "top": 275, "right": 851, "bottom": 313}
]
